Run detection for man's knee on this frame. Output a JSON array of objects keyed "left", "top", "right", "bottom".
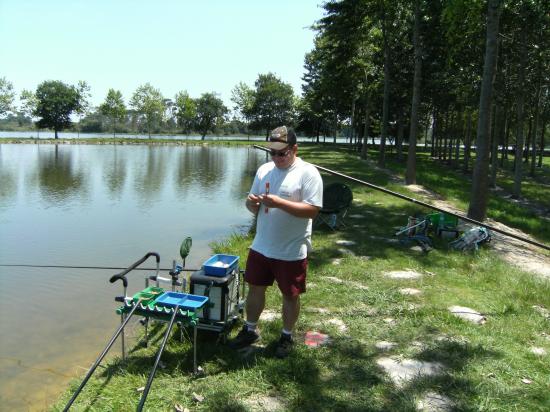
[{"left": 248, "top": 284, "right": 267, "bottom": 297}]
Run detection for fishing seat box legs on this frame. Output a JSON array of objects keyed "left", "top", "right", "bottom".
[{"left": 189, "top": 269, "right": 242, "bottom": 338}]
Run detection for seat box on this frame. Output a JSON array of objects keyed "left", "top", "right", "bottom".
[
  {"left": 189, "top": 269, "right": 239, "bottom": 322},
  {"left": 202, "top": 254, "right": 239, "bottom": 277}
]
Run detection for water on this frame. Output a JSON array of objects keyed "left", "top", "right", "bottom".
[{"left": 0, "top": 143, "right": 265, "bottom": 411}]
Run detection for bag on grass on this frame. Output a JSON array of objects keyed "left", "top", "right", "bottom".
[{"left": 449, "top": 226, "right": 491, "bottom": 251}]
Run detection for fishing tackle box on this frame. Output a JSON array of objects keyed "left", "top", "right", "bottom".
[
  {"left": 189, "top": 266, "right": 243, "bottom": 337},
  {"left": 202, "top": 254, "right": 239, "bottom": 277}
]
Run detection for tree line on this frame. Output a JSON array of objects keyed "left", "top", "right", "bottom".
[{"left": 0, "top": 73, "right": 297, "bottom": 140}]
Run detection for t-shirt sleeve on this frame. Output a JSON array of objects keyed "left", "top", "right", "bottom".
[{"left": 301, "top": 166, "right": 323, "bottom": 208}]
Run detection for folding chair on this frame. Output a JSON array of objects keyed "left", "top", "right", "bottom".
[{"left": 314, "top": 183, "right": 353, "bottom": 230}]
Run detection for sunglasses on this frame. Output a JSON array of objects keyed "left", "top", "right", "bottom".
[{"left": 270, "top": 148, "right": 291, "bottom": 157}]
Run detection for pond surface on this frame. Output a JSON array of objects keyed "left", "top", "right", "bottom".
[{"left": 0, "top": 143, "right": 265, "bottom": 411}]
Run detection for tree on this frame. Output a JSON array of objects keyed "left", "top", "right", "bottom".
[
  {"left": 130, "top": 83, "right": 165, "bottom": 138},
  {"left": 231, "top": 82, "right": 255, "bottom": 126},
  {"left": 467, "top": 0, "right": 502, "bottom": 221},
  {"left": 19, "top": 89, "right": 39, "bottom": 136},
  {"left": 75, "top": 80, "right": 91, "bottom": 137},
  {"left": 249, "top": 73, "right": 295, "bottom": 138},
  {"left": 194, "top": 92, "right": 227, "bottom": 139},
  {"left": 405, "top": 0, "right": 423, "bottom": 185},
  {"left": 174, "top": 91, "right": 196, "bottom": 134},
  {"left": 0, "top": 77, "right": 15, "bottom": 117},
  {"left": 99, "top": 89, "right": 126, "bottom": 138},
  {"left": 35, "top": 80, "right": 80, "bottom": 139}
]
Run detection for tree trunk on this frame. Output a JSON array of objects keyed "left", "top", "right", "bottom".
[
  {"left": 333, "top": 111, "right": 338, "bottom": 144},
  {"left": 424, "top": 113, "right": 430, "bottom": 149},
  {"left": 463, "top": 110, "right": 472, "bottom": 173},
  {"left": 350, "top": 98, "right": 356, "bottom": 148},
  {"left": 538, "top": 116, "right": 546, "bottom": 168},
  {"left": 468, "top": 0, "right": 501, "bottom": 221},
  {"left": 55, "top": 129, "right": 59, "bottom": 139},
  {"left": 431, "top": 109, "right": 437, "bottom": 157},
  {"left": 523, "top": 115, "right": 533, "bottom": 163},
  {"left": 512, "top": 35, "right": 528, "bottom": 199},
  {"left": 396, "top": 109, "right": 404, "bottom": 161},
  {"left": 490, "top": 104, "right": 502, "bottom": 188},
  {"left": 530, "top": 62, "right": 542, "bottom": 176},
  {"left": 406, "top": 0, "right": 422, "bottom": 184},
  {"left": 361, "top": 87, "right": 371, "bottom": 160},
  {"left": 454, "top": 114, "right": 462, "bottom": 168},
  {"left": 378, "top": 12, "right": 390, "bottom": 167},
  {"left": 500, "top": 109, "right": 509, "bottom": 167}
]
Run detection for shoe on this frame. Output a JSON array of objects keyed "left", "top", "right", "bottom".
[
  {"left": 228, "top": 325, "right": 260, "bottom": 349},
  {"left": 275, "top": 333, "right": 294, "bottom": 358}
]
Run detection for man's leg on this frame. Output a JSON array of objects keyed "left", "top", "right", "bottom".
[
  {"left": 246, "top": 284, "right": 267, "bottom": 323},
  {"left": 275, "top": 294, "right": 300, "bottom": 358},
  {"left": 227, "top": 284, "right": 267, "bottom": 349},
  {"left": 282, "top": 293, "right": 300, "bottom": 332}
]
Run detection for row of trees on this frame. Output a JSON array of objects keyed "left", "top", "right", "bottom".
[
  {"left": 0, "top": 73, "right": 299, "bottom": 140},
  {"left": 0, "top": 78, "right": 229, "bottom": 139},
  {"left": 299, "top": 0, "right": 549, "bottom": 220}
]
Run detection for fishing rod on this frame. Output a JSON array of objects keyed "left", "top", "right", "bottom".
[
  {"left": 0, "top": 264, "right": 199, "bottom": 271},
  {"left": 64, "top": 252, "right": 165, "bottom": 411},
  {"left": 253, "top": 145, "right": 550, "bottom": 252}
]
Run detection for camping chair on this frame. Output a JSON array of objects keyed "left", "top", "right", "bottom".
[{"left": 314, "top": 183, "right": 353, "bottom": 230}]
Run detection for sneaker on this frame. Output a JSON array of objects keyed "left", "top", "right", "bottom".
[
  {"left": 275, "top": 333, "right": 294, "bottom": 358},
  {"left": 228, "top": 325, "right": 260, "bottom": 349}
]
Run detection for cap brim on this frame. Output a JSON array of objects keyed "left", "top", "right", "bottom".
[{"left": 266, "top": 141, "right": 289, "bottom": 150}]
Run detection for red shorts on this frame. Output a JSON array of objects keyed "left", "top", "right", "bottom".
[{"left": 244, "top": 249, "right": 308, "bottom": 297}]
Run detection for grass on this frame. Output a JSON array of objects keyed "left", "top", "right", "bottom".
[{"left": 46, "top": 144, "right": 550, "bottom": 411}]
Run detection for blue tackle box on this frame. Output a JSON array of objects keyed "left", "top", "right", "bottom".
[
  {"left": 154, "top": 292, "right": 209, "bottom": 310},
  {"left": 202, "top": 254, "right": 239, "bottom": 277}
]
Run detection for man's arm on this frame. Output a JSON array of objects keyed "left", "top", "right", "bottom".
[{"left": 259, "top": 194, "right": 320, "bottom": 219}]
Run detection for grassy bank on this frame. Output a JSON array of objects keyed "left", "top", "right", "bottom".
[{"left": 49, "top": 145, "right": 550, "bottom": 411}]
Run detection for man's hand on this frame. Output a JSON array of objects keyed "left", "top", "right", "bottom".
[
  {"left": 258, "top": 193, "right": 281, "bottom": 209},
  {"left": 246, "top": 194, "right": 261, "bottom": 214}
]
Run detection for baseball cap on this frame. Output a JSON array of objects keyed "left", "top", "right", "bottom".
[{"left": 267, "top": 126, "right": 297, "bottom": 150}]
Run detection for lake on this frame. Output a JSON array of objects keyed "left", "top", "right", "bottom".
[{"left": 0, "top": 143, "right": 266, "bottom": 411}]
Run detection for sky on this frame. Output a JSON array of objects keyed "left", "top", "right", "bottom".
[{"left": 0, "top": 0, "right": 325, "bottom": 110}]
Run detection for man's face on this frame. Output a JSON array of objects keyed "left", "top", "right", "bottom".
[{"left": 270, "top": 145, "right": 297, "bottom": 169}]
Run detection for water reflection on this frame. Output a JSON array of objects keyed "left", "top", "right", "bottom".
[
  {"left": 102, "top": 145, "right": 127, "bottom": 199},
  {"left": 34, "top": 145, "right": 88, "bottom": 206},
  {"left": 175, "top": 146, "right": 227, "bottom": 199},
  {"left": 0, "top": 167, "right": 16, "bottom": 207},
  {"left": 133, "top": 146, "right": 170, "bottom": 207}
]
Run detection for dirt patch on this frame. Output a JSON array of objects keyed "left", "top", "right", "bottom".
[
  {"left": 449, "top": 306, "right": 486, "bottom": 325},
  {"left": 243, "top": 395, "right": 285, "bottom": 412},
  {"left": 376, "top": 357, "right": 445, "bottom": 388},
  {"left": 385, "top": 270, "right": 423, "bottom": 280}
]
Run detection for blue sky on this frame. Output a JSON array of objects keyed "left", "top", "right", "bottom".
[{"left": 0, "top": 0, "right": 324, "bottom": 110}]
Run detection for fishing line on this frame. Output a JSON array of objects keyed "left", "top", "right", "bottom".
[{"left": 0, "top": 264, "right": 199, "bottom": 271}]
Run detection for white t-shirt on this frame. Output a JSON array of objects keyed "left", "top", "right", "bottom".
[{"left": 250, "top": 157, "right": 323, "bottom": 260}]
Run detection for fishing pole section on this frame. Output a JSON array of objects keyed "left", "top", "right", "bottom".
[
  {"left": 253, "top": 145, "right": 549, "bottom": 252},
  {"left": 63, "top": 237, "right": 210, "bottom": 411}
]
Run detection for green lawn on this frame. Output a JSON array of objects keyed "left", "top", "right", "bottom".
[{"left": 48, "top": 144, "right": 550, "bottom": 411}]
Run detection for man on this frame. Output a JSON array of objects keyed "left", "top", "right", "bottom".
[{"left": 228, "top": 126, "right": 323, "bottom": 358}]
